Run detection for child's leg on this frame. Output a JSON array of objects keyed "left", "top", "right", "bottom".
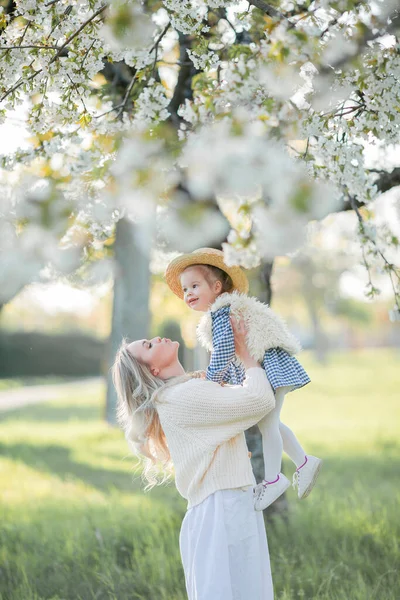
[
  {"left": 258, "top": 392, "right": 285, "bottom": 481},
  {"left": 272, "top": 390, "right": 322, "bottom": 500},
  {"left": 279, "top": 422, "right": 306, "bottom": 468},
  {"left": 258, "top": 387, "right": 307, "bottom": 476}
]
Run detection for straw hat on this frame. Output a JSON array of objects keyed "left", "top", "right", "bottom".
[{"left": 165, "top": 248, "right": 249, "bottom": 299}]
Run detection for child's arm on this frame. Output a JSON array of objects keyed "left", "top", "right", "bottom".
[
  {"left": 206, "top": 306, "right": 236, "bottom": 384},
  {"left": 221, "top": 361, "right": 246, "bottom": 386}
]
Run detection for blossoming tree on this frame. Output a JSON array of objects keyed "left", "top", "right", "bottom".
[{"left": 0, "top": 0, "right": 399, "bottom": 426}]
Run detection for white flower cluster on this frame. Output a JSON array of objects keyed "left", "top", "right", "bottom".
[
  {"left": 344, "top": 50, "right": 400, "bottom": 144},
  {"left": 100, "top": 0, "right": 156, "bottom": 52},
  {"left": 163, "top": 0, "right": 237, "bottom": 35},
  {"left": 181, "top": 118, "right": 340, "bottom": 258},
  {"left": 182, "top": 118, "right": 336, "bottom": 209},
  {"left": 0, "top": 0, "right": 398, "bottom": 305},
  {"left": 305, "top": 128, "right": 378, "bottom": 205},
  {"left": 163, "top": 0, "right": 208, "bottom": 34},
  {"left": 222, "top": 240, "right": 261, "bottom": 269},
  {"left": 178, "top": 40, "right": 306, "bottom": 144},
  {"left": 107, "top": 133, "right": 178, "bottom": 223},
  {"left": 157, "top": 200, "right": 229, "bottom": 253},
  {"left": 132, "top": 80, "right": 170, "bottom": 127},
  {"left": 0, "top": 2, "right": 108, "bottom": 131},
  {"left": 187, "top": 48, "right": 220, "bottom": 70},
  {"left": 0, "top": 173, "right": 82, "bottom": 302}
]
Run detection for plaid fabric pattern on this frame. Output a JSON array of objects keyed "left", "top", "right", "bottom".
[
  {"left": 222, "top": 360, "right": 246, "bottom": 385},
  {"left": 262, "top": 348, "right": 310, "bottom": 392},
  {"left": 206, "top": 306, "right": 236, "bottom": 383},
  {"left": 206, "top": 305, "right": 310, "bottom": 391}
]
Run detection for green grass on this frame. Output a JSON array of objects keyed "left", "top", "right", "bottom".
[
  {"left": 0, "top": 377, "right": 74, "bottom": 391},
  {"left": 0, "top": 348, "right": 399, "bottom": 600}
]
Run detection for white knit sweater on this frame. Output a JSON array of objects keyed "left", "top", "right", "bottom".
[{"left": 156, "top": 367, "right": 275, "bottom": 508}]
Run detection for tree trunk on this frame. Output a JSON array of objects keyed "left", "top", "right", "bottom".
[
  {"left": 168, "top": 32, "right": 200, "bottom": 127},
  {"left": 105, "top": 218, "right": 151, "bottom": 424},
  {"left": 303, "top": 283, "right": 329, "bottom": 364},
  {"left": 258, "top": 260, "right": 274, "bottom": 305},
  {"left": 245, "top": 258, "right": 290, "bottom": 519},
  {"left": 308, "top": 302, "right": 328, "bottom": 364}
]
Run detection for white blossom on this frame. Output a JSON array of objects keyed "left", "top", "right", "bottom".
[
  {"left": 132, "top": 80, "right": 170, "bottom": 127},
  {"left": 0, "top": 0, "right": 398, "bottom": 307}
]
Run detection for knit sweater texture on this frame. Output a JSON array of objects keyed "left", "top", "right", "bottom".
[{"left": 156, "top": 367, "right": 275, "bottom": 508}]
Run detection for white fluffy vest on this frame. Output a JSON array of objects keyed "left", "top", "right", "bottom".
[{"left": 197, "top": 292, "right": 301, "bottom": 361}]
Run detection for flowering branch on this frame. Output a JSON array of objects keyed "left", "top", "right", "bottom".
[
  {"left": 0, "top": 0, "right": 399, "bottom": 322},
  {"left": 48, "top": 5, "right": 107, "bottom": 65},
  {"left": 319, "top": 10, "right": 400, "bottom": 75},
  {"left": 350, "top": 196, "right": 400, "bottom": 310},
  {"left": 0, "top": 5, "right": 107, "bottom": 103},
  {"left": 0, "top": 45, "right": 61, "bottom": 50},
  {"left": 115, "top": 71, "right": 139, "bottom": 119},
  {"left": 151, "top": 22, "right": 171, "bottom": 75},
  {"left": 247, "top": 0, "right": 284, "bottom": 20}
]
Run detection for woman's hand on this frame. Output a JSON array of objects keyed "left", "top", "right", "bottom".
[
  {"left": 230, "top": 316, "right": 248, "bottom": 360},
  {"left": 192, "top": 370, "right": 206, "bottom": 379},
  {"left": 230, "top": 316, "right": 260, "bottom": 370}
]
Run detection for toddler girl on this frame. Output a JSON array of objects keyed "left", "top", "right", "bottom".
[{"left": 165, "top": 247, "right": 322, "bottom": 510}]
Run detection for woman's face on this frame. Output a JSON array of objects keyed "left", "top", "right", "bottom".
[{"left": 128, "top": 337, "right": 179, "bottom": 376}]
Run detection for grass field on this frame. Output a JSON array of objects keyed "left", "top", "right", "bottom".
[
  {"left": 0, "top": 377, "right": 70, "bottom": 391},
  {"left": 0, "top": 348, "right": 399, "bottom": 600}
]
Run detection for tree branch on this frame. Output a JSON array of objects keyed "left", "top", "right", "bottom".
[
  {"left": 0, "top": 5, "right": 106, "bottom": 103},
  {"left": 94, "top": 22, "right": 171, "bottom": 120},
  {"left": 319, "top": 11, "right": 400, "bottom": 76},
  {"left": 371, "top": 167, "right": 400, "bottom": 195},
  {"left": 339, "top": 168, "right": 400, "bottom": 212},
  {"left": 167, "top": 32, "right": 201, "bottom": 127},
  {"left": 247, "top": 0, "right": 284, "bottom": 20},
  {"left": 115, "top": 71, "right": 138, "bottom": 119},
  {"left": 350, "top": 195, "right": 400, "bottom": 310},
  {"left": 151, "top": 22, "right": 171, "bottom": 76},
  {"left": 48, "top": 5, "right": 106, "bottom": 65},
  {"left": 0, "top": 44, "right": 60, "bottom": 50}
]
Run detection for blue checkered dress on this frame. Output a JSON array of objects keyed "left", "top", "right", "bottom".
[{"left": 206, "top": 305, "right": 310, "bottom": 391}]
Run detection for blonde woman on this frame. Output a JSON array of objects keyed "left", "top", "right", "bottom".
[{"left": 112, "top": 318, "right": 276, "bottom": 600}]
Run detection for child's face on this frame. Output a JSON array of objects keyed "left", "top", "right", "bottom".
[{"left": 180, "top": 266, "right": 221, "bottom": 312}]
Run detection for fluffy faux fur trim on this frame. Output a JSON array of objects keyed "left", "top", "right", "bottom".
[
  {"left": 197, "top": 291, "right": 301, "bottom": 360},
  {"left": 197, "top": 313, "right": 214, "bottom": 353}
]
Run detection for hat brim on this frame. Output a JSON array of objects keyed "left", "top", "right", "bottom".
[{"left": 165, "top": 248, "right": 249, "bottom": 299}]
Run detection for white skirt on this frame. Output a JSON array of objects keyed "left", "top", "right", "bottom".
[{"left": 179, "top": 487, "right": 274, "bottom": 600}]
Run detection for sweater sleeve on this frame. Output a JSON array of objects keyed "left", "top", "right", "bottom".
[
  {"left": 173, "top": 368, "right": 275, "bottom": 446},
  {"left": 206, "top": 306, "right": 235, "bottom": 383}
]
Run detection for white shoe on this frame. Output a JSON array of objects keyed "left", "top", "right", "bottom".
[
  {"left": 292, "top": 455, "right": 322, "bottom": 499},
  {"left": 254, "top": 473, "right": 290, "bottom": 511}
]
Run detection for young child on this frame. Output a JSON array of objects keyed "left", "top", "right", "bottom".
[{"left": 165, "top": 247, "right": 322, "bottom": 510}]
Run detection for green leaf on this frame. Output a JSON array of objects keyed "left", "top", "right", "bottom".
[{"left": 78, "top": 112, "right": 92, "bottom": 128}]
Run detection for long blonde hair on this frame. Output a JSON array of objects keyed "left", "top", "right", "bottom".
[{"left": 112, "top": 339, "right": 188, "bottom": 489}]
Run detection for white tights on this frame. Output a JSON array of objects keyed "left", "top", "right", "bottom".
[{"left": 257, "top": 387, "right": 306, "bottom": 481}]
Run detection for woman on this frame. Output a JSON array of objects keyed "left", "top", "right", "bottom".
[{"left": 112, "top": 317, "right": 276, "bottom": 599}]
